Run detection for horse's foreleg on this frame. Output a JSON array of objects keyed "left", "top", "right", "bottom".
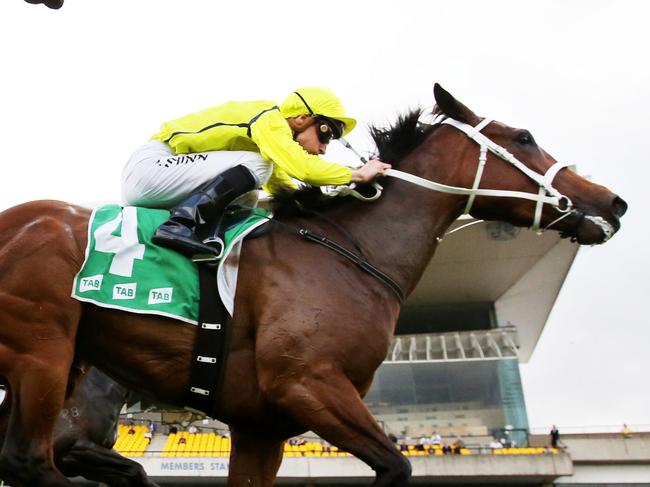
[
  {"left": 264, "top": 372, "right": 411, "bottom": 487},
  {"left": 0, "top": 313, "right": 78, "bottom": 486},
  {"left": 0, "top": 355, "right": 75, "bottom": 486},
  {"left": 227, "top": 426, "right": 285, "bottom": 487}
]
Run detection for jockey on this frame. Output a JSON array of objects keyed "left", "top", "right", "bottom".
[{"left": 121, "top": 87, "right": 391, "bottom": 261}]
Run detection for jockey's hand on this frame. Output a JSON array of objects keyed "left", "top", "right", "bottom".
[{"left": 350, "top": 159, "right": 392, "bottom": 184}]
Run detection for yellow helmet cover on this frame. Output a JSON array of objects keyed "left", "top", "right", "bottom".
[{"left": 280, "top": 86, "right": 357, "bottom": 136}]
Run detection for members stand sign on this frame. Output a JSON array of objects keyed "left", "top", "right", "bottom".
[{"left": 138, "top": 458, "right": 229, "bottom": 477}]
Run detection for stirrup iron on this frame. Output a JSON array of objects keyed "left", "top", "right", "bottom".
[{"left": 200, "top": 236, "right": 225, "bottom": 260}]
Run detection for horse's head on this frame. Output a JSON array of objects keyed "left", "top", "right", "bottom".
[{"left": 431, "top": 83, "right": 626, "bottom": 245}]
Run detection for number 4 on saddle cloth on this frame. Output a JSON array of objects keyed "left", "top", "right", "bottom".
[{"left": 72, "top": 204, "right": 272, "bottom": 414}]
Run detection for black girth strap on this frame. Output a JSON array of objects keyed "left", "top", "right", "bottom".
[
  {"left": 298, "top": 229, "right": 406, "bottom": 304},
  {"left": 185, "top": 265, "right": 230, "bottom": 415}
]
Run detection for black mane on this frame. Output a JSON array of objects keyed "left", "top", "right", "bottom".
[
  {"left": 271, "top": 108, "right": 437, "bottom": 218},
  {"left": 370, "top": 108, "right": 434, "bottom": 163}
]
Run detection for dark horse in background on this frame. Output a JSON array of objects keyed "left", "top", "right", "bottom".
[
  {"left": 0, "top": 367, "right": 158, "bottom": 487},
  {"left": 0, "top": 85, "right": 626, "bottom": 486}
]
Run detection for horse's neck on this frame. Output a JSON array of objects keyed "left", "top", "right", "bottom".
[{"left": 333, "top": 144, "right": 464, "bottom": 297}]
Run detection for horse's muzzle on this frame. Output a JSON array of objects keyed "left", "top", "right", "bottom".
[
  {"left": 576, "top": 194, "right": 627, "bottom": 244},
  {"left": 611, "top": 195, "right": 628, "bottom": 219}
]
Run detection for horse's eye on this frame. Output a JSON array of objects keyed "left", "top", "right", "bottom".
[{"left": 516, "top": 131, "right": 535, "bottom": 146}]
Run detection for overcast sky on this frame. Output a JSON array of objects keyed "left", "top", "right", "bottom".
[{"left": 1, "top": 0, "right": 648, "bottom": 431}]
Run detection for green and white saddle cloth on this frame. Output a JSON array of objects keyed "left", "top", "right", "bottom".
[{"left": 72, "top": 204, "right": 271, "bottom": 324}]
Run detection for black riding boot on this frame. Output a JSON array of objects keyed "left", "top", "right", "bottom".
[{"left": 152, "top": 165, "right": 257, "bottom": 261}]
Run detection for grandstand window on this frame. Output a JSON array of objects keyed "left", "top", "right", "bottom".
[{"left": 365, "top": 360, "right": 529, "bottom": 447}]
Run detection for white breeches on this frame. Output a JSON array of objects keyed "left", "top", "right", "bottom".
[{"left": 121, "top": 141, "right": 273, "bottom": 208}]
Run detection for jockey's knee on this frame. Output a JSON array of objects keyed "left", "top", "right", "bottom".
[{"left": 238, "top": 154, "right": 273, "bottom": 186}]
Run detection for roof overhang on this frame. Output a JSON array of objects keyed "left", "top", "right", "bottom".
[{"left": 404, "top": 218, "right": 579, "bottom": 362}]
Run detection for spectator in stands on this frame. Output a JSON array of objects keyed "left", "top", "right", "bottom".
[
  {"left": 430, "top": 431, "right": 442, "bottom": 447},
  {"left": 127, "top": 422, "right": 136, "bottom": 435},
  {"left": 550, "top": 425, "right": 560, "bottom": 448},
  {"left": 322, "top": 441, "right": 331, "bottom": 453},
  {"left": 489, "top": 438, "right": 503, "bottom": 450},
  {"left": 500, "top": 430, "right": 513, "bottom": 448},
  {"left": 169, "top": 425, "right": 178, "bottom": 435},
  {"left": 415, "top": 436, "right": 429, "bottom": 451},
  {"left": 143, "top": 428, "right": 152, "bottom": 444},
  {"left": 452, "top": 435, "right": 465, "bottom": 455},
  {"left": 188, "top": 424, "right": 199, "bottom": 434},
  {"left": 442, "top": 442, "right": 452, "bottom": 455},
  {"left": 621, "top": 423, "right": 632, "bottom": 438}
]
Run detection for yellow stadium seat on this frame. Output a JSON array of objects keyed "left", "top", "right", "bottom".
[
  {"left": 220, "top": 437, "right": 231, "bottom": 456},
  {"left": 312, "top": 442, "right": 323, "bottom": 457},
  {"left": 114, "top": 423, "right": 150, "bottom": 458},
  {"left": 283, "top": 443, "right": 294, "bottom": 457},
  {"left": 206, "top": 434, "right": 213, "bottom": 456},
  {"left": 199, "top": 433, "right": 209, "bottom": 457},
  {"left": 197, "top": 435, "right": 206, "bottom": 456}
]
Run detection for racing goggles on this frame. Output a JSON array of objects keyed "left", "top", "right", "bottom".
[
  {"left": 294, "top": 91, "right": 345, "bottom": 143},
  {"left": 314, "top": 116, "right": 344, "bottom": 144}
]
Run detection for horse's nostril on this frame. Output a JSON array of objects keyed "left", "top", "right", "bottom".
[{"left": 612, "top": 196, "right": 628, "bottom": 218}]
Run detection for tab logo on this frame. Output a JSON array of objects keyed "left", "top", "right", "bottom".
[
  {"left": 113, "top": 283, "right": 137, "bottom": 300},
  {"left": 80, "top": 275, "right": 103, "bottom": 293},
  {"left": 148, "top": 287, "right": 173, "bottom": 305}
]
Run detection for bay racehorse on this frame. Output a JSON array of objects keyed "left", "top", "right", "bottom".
[
  {"left": 0, "top": 367, "right": 158, "bottom": 487},
  {"left": 0, "top": 84, "right": 626, "bottom": 486}
]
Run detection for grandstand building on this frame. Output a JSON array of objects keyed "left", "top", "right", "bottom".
[{"left": 365, "top": 217, "right": 575, "bottom": 449}]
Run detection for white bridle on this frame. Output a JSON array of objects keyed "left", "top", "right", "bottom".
[
  {"left": 390, "top": 116, "right": 575, "bottom": 232},
  {"left": 332, "top": 115, "right": 615, "bottom": 241}
]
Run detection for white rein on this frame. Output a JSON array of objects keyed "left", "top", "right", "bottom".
[{"left": 334, "top": 115, "right": 587, "bottom": 236}]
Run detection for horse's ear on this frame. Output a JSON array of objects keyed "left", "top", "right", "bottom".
[{"left": 433, "top": 84, "right": 479, "bottom": 125}]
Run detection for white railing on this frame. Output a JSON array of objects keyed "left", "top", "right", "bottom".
[
  {"left": 529, "top": 424, "right": 650, "bottom": 435},
  {"left": 386, "top": 327, "right": 519, "bottom": 363}
]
